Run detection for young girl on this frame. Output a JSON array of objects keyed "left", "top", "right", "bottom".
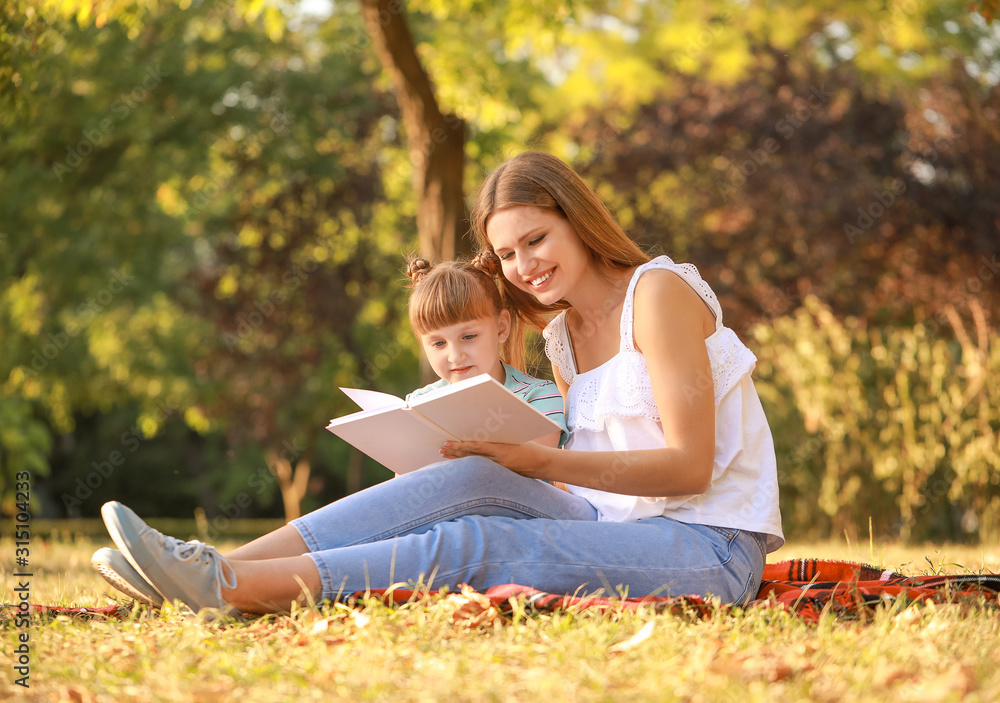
[
  {"left": 400, "top": 256, "right": 565, "bottom": 449},
  {"left": 97, "top": 151, "right": 782, "bottom": 617},
  {"left": 93, "top": 254, "right": 567, "bottom": 609}
]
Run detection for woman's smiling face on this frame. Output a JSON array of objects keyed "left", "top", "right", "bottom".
[{"left": 486, "top": 206, "right": 590, "bottom": 306}]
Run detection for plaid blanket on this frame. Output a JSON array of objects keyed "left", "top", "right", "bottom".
[
  {"left": 356, "top": 559, "right": 1000, "bottom": 623},
  {"left": 753, "top": 558, "right": 1000, "bottom": 622},
  {"left": 5, "top": 559, "right": 998, "bottom": 623}
]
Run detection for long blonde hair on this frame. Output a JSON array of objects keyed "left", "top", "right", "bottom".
[
  {"left": 406, "top": 254, "right": 527, "bottom": 372},
  {"left": 470, "top": 151, "right": 649, "bottom": 331}
]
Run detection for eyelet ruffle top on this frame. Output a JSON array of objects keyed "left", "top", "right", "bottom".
[{"left": 542, "top": 256, "right": 784, "bottom": 552}]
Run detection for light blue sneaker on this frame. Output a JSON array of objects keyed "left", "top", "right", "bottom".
[
  {"left": 101, "top": 501, "right": 239, "bottom": 618},
  {"left": 91, "top": 547, "right": 164, "bottom": 607}
]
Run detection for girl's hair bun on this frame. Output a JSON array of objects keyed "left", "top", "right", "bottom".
[
  {"left": 472, "top": 249, "right": 502, "bottom": 278},
  {"left": 406, "top": 257, "right": 433, "bottom": 284}
]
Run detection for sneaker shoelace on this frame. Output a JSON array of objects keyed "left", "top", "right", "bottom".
[{"left": 159, "top": 535, "right": 238, "bottom": 595}]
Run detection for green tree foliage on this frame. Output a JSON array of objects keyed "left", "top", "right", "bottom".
[
  {"left": 2, "top": 0, "right": 205, "bottom": 514},
  {"left": 753, "top": 296, "right": 999, "bottom": 543},
  {"left": 1, "top": 0, "right": 415, "bottom": 519},
  {"left": 2, "top": 0, "right": 997, "bottom": 540},
  {"left": 152, "top": 2, "right": 412, "bottom": 519}
]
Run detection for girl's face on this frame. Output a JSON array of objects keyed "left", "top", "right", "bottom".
[
  {"left": 420, "top": 311, "right": 511, "bottom": 385},
  {"left": 486, "top": 206, "right": 589, "bottom": 306}
]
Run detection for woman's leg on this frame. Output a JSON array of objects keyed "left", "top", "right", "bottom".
[
  {"left": 306, "top": 516, "right": 767, "bottom": 605},
  {"left": 291, "top": 457, "right": 598, "bottom": 552},
  {"left": 223, "top": 461, "right": 764, "bottom": 609}
]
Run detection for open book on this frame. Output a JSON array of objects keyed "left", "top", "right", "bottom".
[{"left": 326, "top": 373, "right": 562, "bottom": 474}]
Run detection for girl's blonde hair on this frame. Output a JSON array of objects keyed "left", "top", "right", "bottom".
[
  {"left": 406, "top": 254, "right": 526, "bottom": 372},
  {"left": 470, "top": 150, "right": 650, "bottom": 331}
]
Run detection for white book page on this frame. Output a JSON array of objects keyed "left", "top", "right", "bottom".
[
  {"left": 339, "top": 387, "right": 407, "bottom": 411},
  {"left": 326, "top": 407, "right": 455, "bottom": 474},
  {"left": 410, "top": 374, "right": 560, "bottom": 443}
]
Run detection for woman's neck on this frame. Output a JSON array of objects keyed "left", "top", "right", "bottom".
[{"left": 564, "top": 263, "right": 634, "bottom": 322}]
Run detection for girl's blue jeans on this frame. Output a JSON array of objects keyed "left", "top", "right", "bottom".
[{"left": 291, "top": 458, "right": 766, "bottom": 604}]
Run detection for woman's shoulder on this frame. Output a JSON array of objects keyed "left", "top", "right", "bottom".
[
  {"left": 633, "top": 267, "right": 704, "bottom": 308},
  {"left": 541, "top": 311, "right": 576, "bottom": 384},
  {"left": 541, "top": 309, "right": 568, "bottom": 340},
  {"left": 630, "top": 256, "right": 722, "bottom": 327}
]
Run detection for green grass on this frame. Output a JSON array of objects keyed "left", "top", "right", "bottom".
[{"left": 3, "top": 533, "right": 999, "bottom": 702}]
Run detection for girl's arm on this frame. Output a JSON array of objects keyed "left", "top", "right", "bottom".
[
  {"left": 440, "top": 270, "right": 716, "bottom": 497},
  {"left": 532, "top": 431, "right": 562, "bottom": 449}
]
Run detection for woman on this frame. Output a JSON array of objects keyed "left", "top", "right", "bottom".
[{"left": 97, "top": 151, "right": 782, "bottom": 616}]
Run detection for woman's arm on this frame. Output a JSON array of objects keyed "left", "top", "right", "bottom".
[
  {"left": 441, "top": 271, "right": 716, "bottom": 497},
  {"left": 547, "top": 364, "right": 571, "bottom": 491}
]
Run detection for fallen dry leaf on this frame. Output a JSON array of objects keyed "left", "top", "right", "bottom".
[
  {"left": 59, "top": 687, "right": 96, "bottom": 703},
  {"left": 309, "top": 617, "right": 331, "bottom": 635},
  {"left": 736, "top": 651, "right": 815, "bottom": 683},
  {"left": 439, "top": 585, "right": 503, "bottom": 628},
  {"left": 905, "top": 662, "right": 978, "bottom": 702},
  {"left": 873, "top": 666, "right": 915, "bottom": 687},
  {"left": 608, "top": 620, "right": 655, "bottom": 653}
]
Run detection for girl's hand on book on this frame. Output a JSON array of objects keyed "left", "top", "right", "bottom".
[{"left": 440, "top": 440, "right": 553, "bottom": 479}]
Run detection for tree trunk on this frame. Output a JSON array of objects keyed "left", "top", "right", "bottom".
[
  {"left": 346, "top": 447, "right": 364, "bottom": 495},
  {"left": 265, "top": 445, "right": 312, "bottom": 521},
  {"left": 359, "top": 0, "right": 470, "bottom": 262}
]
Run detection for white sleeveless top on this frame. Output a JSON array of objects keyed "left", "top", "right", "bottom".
[{"left": 542, "top": 256, "right": 784, "bottom": 552}]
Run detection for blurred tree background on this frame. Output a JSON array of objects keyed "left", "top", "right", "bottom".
[{"left": 1, "top": 0, "right": 997, "bottom": 545}]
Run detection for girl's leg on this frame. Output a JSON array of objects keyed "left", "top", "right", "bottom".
[
  {"left": 223, "top": 458, "right": 596, "bottom": 563},
  {"left": 225, "top": 524, "right": 309, "bottom": 561},
  {"left": 290, "top": 457, "right": 598, "bottom": 553},
  {"left": 223, "top": 555, "right": 322, "bottom": 614}
]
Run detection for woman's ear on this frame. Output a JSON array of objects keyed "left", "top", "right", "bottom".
[{"left": 497, "top": 309, "right": 512, "bottom": 344}]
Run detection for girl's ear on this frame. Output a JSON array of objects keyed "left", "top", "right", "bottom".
[{"left": 497, "top": 309, "right": 512, "bottom": 344}]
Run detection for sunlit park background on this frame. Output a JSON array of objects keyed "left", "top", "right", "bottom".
[{"left": 2, "top": 0, "right": 999, "bottom": 550}]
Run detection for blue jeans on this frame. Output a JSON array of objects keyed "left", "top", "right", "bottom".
[{"left": 292, "top": 458, "right": 766, "bottom": 604}]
